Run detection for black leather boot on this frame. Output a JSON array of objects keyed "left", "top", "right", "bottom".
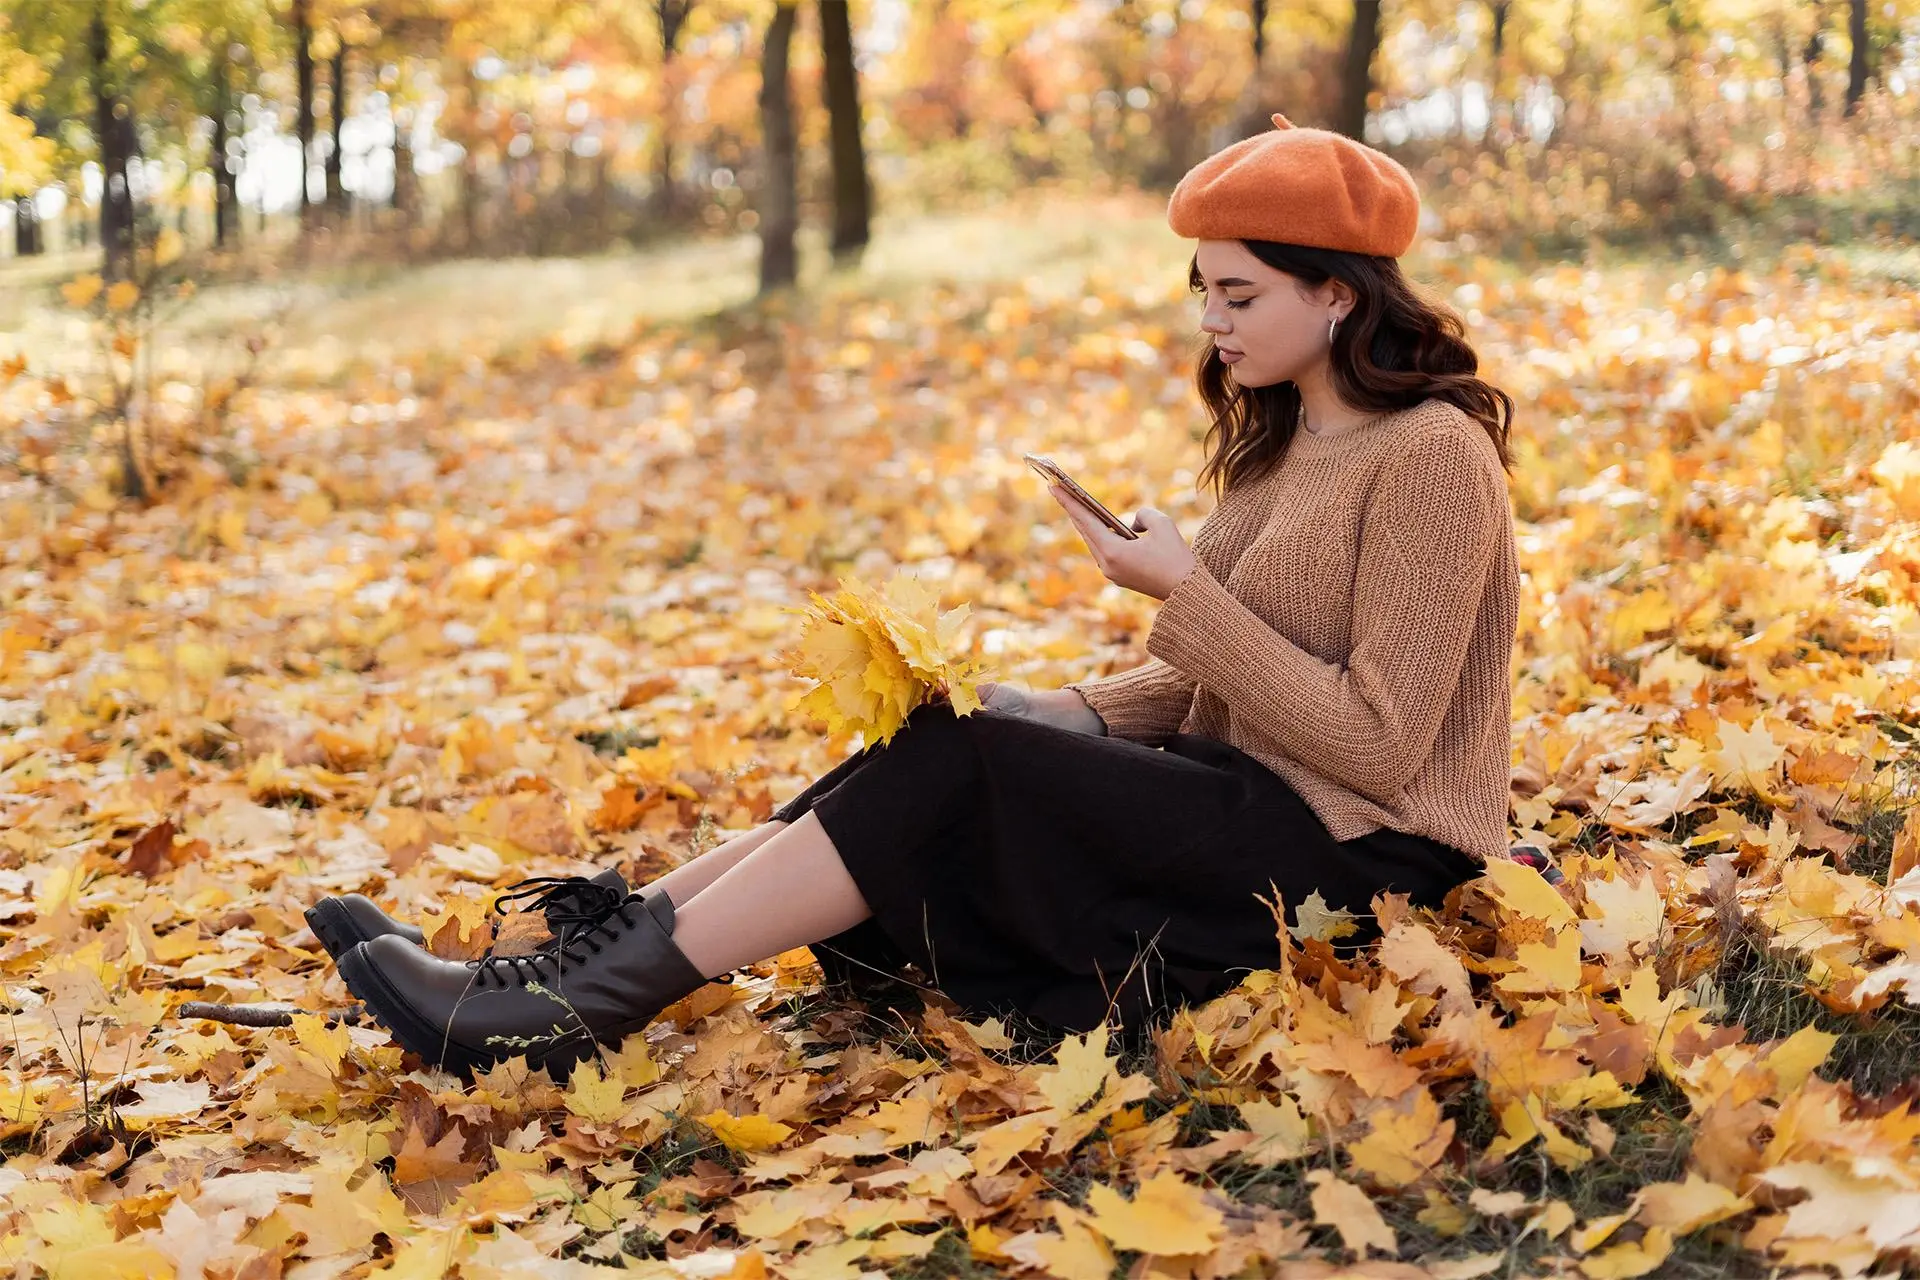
[
  {"left": 334, "top": 887, "right": 712, "bottom": 1079},
  {"left": 304, "top": 868, "right": 636, "bottom": 961}
]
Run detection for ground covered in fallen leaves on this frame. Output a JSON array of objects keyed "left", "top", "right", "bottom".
[{"left": 5, "top": 218, "right": 1920, "bottom": 1279}]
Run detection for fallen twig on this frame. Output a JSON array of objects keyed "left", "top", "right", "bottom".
[{"left": 176, "top": 1001, "right": 366, "bottom": 1028}]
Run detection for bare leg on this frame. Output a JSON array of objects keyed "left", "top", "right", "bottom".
[
  {"left": 643, "top": 819, "right": 789, "bottom": 906},
  {"left": 670, "top": 809, "right": 872, "bottom": 980}
]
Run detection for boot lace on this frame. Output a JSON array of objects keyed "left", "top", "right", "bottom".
[
  {"left": 474, "top": 886, "right": 645, "bottom": 987},
  {"left": 490, "top": 874, "right": 625, "bottom": 927}
]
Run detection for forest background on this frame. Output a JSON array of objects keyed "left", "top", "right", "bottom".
[{"left": 3, "top": 1, "right": 1920, "bottom": 1278}]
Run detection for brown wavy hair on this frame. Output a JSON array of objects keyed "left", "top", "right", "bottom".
[{"left": 1187, "top": 241, "right": 1515, "bottom": 500}]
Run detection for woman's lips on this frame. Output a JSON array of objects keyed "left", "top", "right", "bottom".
[{"left": 1217, "top": 349, "right": 1244, "bottom": 364}]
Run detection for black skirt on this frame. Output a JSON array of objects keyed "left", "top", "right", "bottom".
[{"left": 769, "top": 700, "right": 1482, "bottom": 1035}]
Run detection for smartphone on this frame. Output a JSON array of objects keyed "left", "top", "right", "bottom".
[{"left": 1023, "top": 453, "right": 1141, "bottom": 540}]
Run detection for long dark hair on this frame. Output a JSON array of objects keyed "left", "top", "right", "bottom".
[{"left": 1187, "top": 241, "right": 1515, "bottom": 500}]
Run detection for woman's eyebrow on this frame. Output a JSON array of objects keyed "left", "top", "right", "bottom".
[{"left": 1205, "top": 276, "right": 1258, "bottom": 287}]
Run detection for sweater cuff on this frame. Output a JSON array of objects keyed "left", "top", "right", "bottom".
[
  {"left": 1147, "top": 561, "right": 1243, "bottom": 667},
  {"left": 1060, "top": 661, "right": 1194, "bottom": 744},
  {"left": 1061, "top": 678, "right": 1142, "bottom": 741}
]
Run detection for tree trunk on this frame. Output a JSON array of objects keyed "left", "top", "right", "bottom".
[
  {"left": 14, "top": 196, "right": 40, "bottom": 256},
  {"left": 1804, "top": 7, "right": 1826, "bottom": 121},
  {"left": 327, "top": 41, "right": 348, "bottom": 218},
  {"left": 392, "top": 101, "right": 414, "bottom": 223},
  {"left": 212, "top": 39, "right": 237, "bottom": 249},
  {"left": 1659, "top": 0, "right": 1703, "bottom": 169},
  {"left": 1844, "top": 0, "right": 1868, "bottom": 116},
  {"left": 1489, "top": 0, "right": 1510, "bottom": 140},
  {"left": 652, "top": 0, "right": 693, "bottom": 221},
  {"left": 818, "top": 0, "right": 870, "bottom": 263},
  {"left": 1558, "top": 0, "right": 1588, "bottom": 135},
  {"left": 294, "top": 0, "right": 314, "bottom": 229},
  {"left": 460, "top": 64, "right": 481, "bottom": 250},
  {"left": 90, "top": 3, "right": 135, "bottom": 281},
  {"left": 1335, "top": 0, "right": 1382, "bottom": 140},
  {"left": 758, "top": 1, "right": 800, "bottom": 294}
]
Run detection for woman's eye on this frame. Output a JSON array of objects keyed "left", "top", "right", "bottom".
[{"left": 1225, "top": 298, "right": 1251, "bottom": 310}]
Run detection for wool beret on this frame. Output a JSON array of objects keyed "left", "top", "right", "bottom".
[{"left": 1167, "top": 112, "right": 1421, "bottom": 258}]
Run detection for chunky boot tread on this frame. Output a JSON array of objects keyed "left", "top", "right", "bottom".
[{"left": 306, "top": 896, "right": 427, "bottom": 961}]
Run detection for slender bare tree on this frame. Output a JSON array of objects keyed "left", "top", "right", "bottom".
[
  {"left": 818, "top": 0, "right": 870, "bottom": 264},
  {"left": 758, "top": 0, "right": 799, "bottom": 293}
]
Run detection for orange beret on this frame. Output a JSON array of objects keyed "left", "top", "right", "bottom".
[{"left": 1167, "top": 112, "right": 1421, "bottom": 258}]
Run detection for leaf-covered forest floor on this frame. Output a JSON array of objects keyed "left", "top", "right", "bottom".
[{"left": 4, "top": 196, "right": 1920, "bottom": 1278}]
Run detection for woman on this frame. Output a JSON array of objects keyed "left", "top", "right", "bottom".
[{"left": 313, "top": 113, "right": 1520, "bottom": 1080}]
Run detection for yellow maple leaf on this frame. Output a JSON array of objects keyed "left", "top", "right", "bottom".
[
  {"left": 700, "top": 1110, "right": 795, "bottom": 1153},
  {"left": 1346, "top": 1087, "right": 1453, "bottom": 1188},
  {"left": 863, "top": 1095, "right": 942, "bottom": 1147},
  {"left": 1710, "top": 714, "right": 1786, "bottom": 798},
  {"left": 1579, "top": 871, "right": 1666, "bottom": 962},
  {"left": 281, "top": 1160, "right": 412, "bottom": 1257},
  {"left": 1488, "top": 1096, "right": 1593, "bottom": 1171},
  {"left": 1754, "top": 1025, "right": 1837, "bottom": 1095},
  {"left": 1082, "top": 1170, "right": 1225, "bottom": 1255},
  {"left": 1039, "top": 1021, "right": 1115, "bottom": 1113},
  {"left": 564, "top": 1071, "right": 629, "bottom": 1125},
  {"left": 1032, "top": 1203, "right": 1119, "bottom": 1280},
  {"left": 1577, "top": 1224, "right": 1674, "bottom": 1278},
  {"left": 783, "top": 569, "right": 990, "bottom": 744},
  {"left": 1378, "top": 920, "right": 1476, "bottom": 1017},
  {"left": 957, "top": 1015, "right": 1013, "bottom": 1049},
  {"left": 21, "top": 1200, "right": 170, "bottom": 1280},
  {"left": 729, "top": 1183, "right": 852, "bottom": 1239},
  {"left": 1498, "top": 925, "right": 1584, "bottom": 996},
  {"left": 1631, "top": 1172, "right": 1750, "bottom": 1233},
  {"left": 1290, "top": 888, "right": 1361, "bottom": 942},
  {"left": 289, "top": 1012, "right": 351, "bottom": 1076},
  {"left": 967, "top": 1223, "right": 1011, "bottom": 1261},
  {"left": 391, "top": 1123, "right": 479, "bottom": 1187},
  {"left": 1305, "top": 1168, "right": 1397, "bottom": 1257},
  {"left": 1235, "top": 1096, "right": 1313, "bottom": 1165},
  {"left": 420, "top": 895, "right": 496, "bottom": 961},
  {"left": 1479, "top": 856, "right": 1577, "bottom": 926},
  {"left": 371, "top": 1231, "right": 475, "bottom": 1279},
  {"left": 963, "top": 1107, "right": 1059, "bottom": 1177},
  {"left": 1417, "top": 1186, "right": 1474, "bottom": 1237}
]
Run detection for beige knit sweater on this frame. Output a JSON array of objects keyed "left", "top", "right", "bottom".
[{"left": 1063, "top": 397, "right": 1519, "bottom": 865}]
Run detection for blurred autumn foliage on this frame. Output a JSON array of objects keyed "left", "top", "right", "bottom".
[{"left": 1, "top": 0, "right": 1917, "bottom": 271}]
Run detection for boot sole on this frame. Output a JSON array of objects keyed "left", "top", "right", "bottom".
[
  {"left": 335, "top": 944, "right": 626, "bottom": 1081},
  {"left": 304, "top": 900, "right": 428, "bottom": 962},
  {"left": 304, "top": 899, "right": 377, "bottom": 962}
]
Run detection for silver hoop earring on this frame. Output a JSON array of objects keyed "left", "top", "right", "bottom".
[{"left": 1328, "top": 316, "right": 1339, "bottom": 345}]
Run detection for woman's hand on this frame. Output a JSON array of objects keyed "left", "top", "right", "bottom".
[
  {"left": 975, "top": 682, "right": 1107, "bottom": 736},
  {"left": 1047, "top": 484, "right": 1199, "bottom": 601}
]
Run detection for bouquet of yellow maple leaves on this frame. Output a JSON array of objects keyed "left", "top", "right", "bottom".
[{"left": 779, "top": 569, "right": 995, "bottom": 747}]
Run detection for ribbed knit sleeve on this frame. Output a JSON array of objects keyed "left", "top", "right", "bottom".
[
  {"left": 1062, "top": 657, "right": 1196, "bottom": 745},
  {"left": 1142, "top": 429, "right": 1504, "bottom": 806},
  {"left": 1058, "top": 479, "right": 1276, "bottom": 748}
]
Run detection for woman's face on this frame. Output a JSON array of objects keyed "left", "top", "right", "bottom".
[{"left": 1192, "top": 239, "right": 1347, "bottom": 390}]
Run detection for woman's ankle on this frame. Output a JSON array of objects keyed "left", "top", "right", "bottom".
[{"left": 648, "top": 818, "right": 791, "bottom": 906}]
